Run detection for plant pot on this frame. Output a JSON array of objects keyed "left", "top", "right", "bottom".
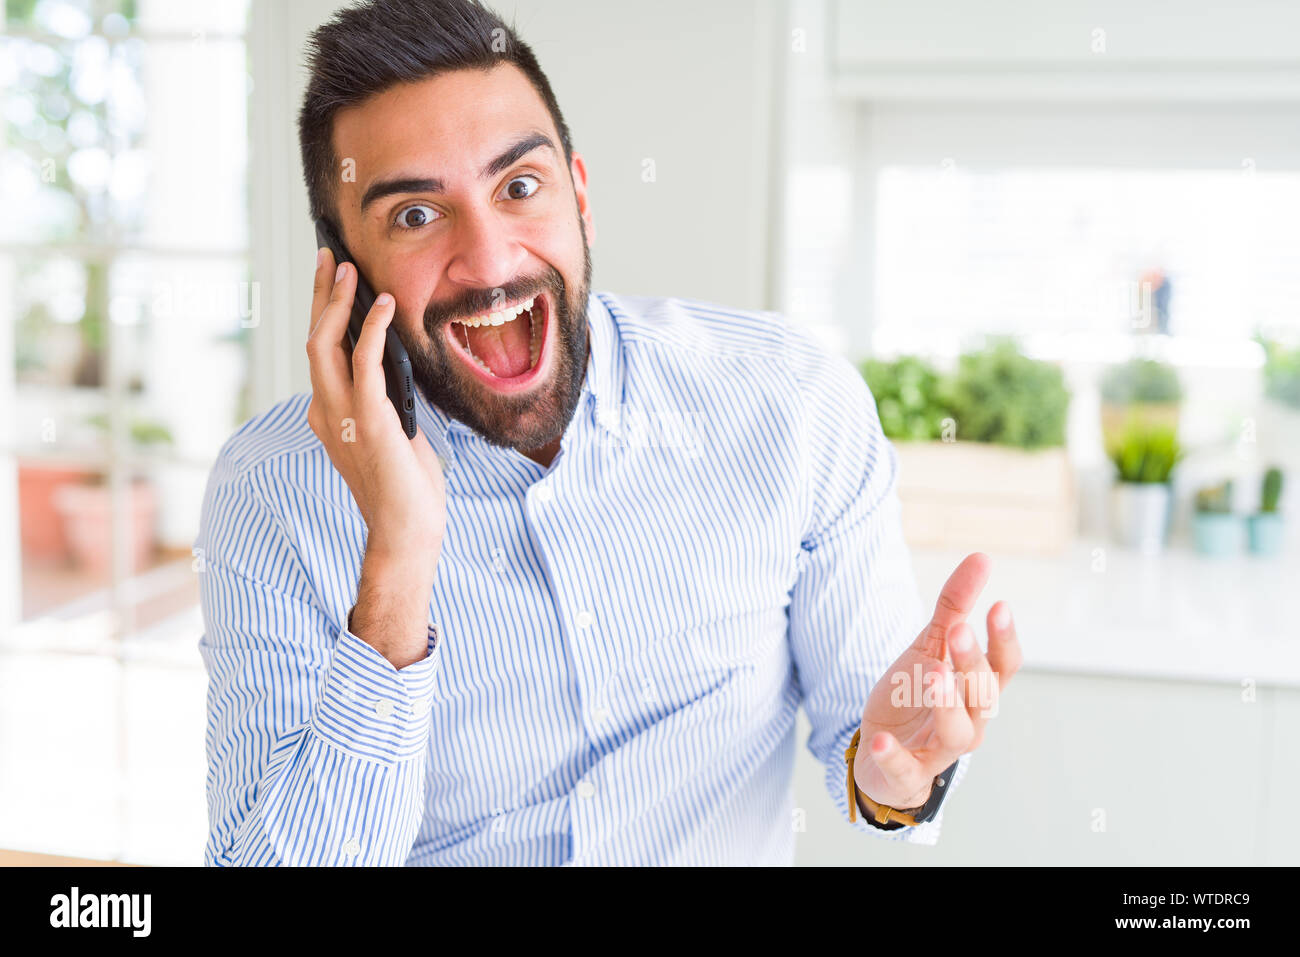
[
  {"left": 51, "top": 478, "right": 158, "bottom": 579},
  {"left": 1247, "top": 513, "right": 1285, "bottom": 556},
  {"left": 1110, "top": 481, "right": 1171, "bottom": 555},
  {"left": 17, "top": 460, "right": 98, "bottom": 561},
  {"left": 1191, "top": 512, "right": 1243, "bottom": 557},
  {"left": 892, "top": 441, "right": 1076, "bottom": 555}
]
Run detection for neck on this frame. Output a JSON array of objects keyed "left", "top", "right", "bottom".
[{"left": 520, "top": 436, "right": 562, "bottom": 469}]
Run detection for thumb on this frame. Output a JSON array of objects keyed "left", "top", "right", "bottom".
[{"left": 860, "top": 730, "right": 929, "bottom": 803}]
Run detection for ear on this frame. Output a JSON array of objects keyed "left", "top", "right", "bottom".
[{"left": 569, "top": 150, "right": 596, "bottom": 248}]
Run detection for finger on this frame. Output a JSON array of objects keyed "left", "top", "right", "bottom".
[
  {"left": 929, "top": 660, "right": 977, "bottom": 761},
  {"left": 913, "top": 551, "right": 992, "bottom": 660},
  {"left": 947, "top": 620, "right": 999, "bottom": 725},
  {"left": 352, "top": 292, "right": 395, "bottom": 402},
  {"left": 306, "top": 260, "right": 356, "bottom": 396},
  {"left": 986, "top": 600, "right": 1023, "bottom": 693},
  {"left": 310, "top": 246, "right": 336, "bottom": 337},
  {"left": 864, "top": 730, "right": 932, "bottom": 805}
]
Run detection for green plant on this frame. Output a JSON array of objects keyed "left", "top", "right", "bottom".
[
  {"left": 85, "top": 413, "right": 174, "bottom": 447},
  {"left": 1261, "top": 466, "right": 1284, "bottom": 513},
  {"left": 860, "top": 355, "right": 954, "bottom": 441},
  {"left": 1108, "top": 424, "right": 1183, "bottom": 483},
  {"left": 1099, "top": 358, "right": 1183, "bottom": 404},
  {"left": 1259, "top": 338, "right": 1300, "bottom": 408},
  {"left": 1194, "top": 480, "right": 1233, "bottom": 514},
  {"left": 943, "top": 337, "right": 1070, "bottom": 449}
]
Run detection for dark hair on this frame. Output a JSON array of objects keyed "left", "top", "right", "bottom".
[{"left": 297, "top": 0, "right": 574, "bottom": 226}]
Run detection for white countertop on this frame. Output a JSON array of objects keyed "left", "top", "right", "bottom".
[{"left": 908, "top": 538, "right": 1299, "bottom": 688}]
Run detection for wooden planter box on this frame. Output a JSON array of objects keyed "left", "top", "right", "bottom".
[{"left": 892, "top": 440, "right": 1077, "bottom": 555}]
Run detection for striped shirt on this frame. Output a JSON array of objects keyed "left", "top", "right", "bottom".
[{"left": 195, "top": 289, "right": 970, "bottom": 866}]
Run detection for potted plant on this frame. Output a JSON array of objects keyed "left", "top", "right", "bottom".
[
  {"left": 1247, "top": 466, "right": 1285, "bottom": 556},
  {"left": 1099, "top": 358, "right": 1182, "bottom": 459},
  {"left": 1256, "top": 337, "right": 1300, "bottom": 483},
  {"left": 1108, "top": 423, "right": 1183, "bottom": 555},
  {"left": 17, "top": 460, "right": 99, "bottom": 562},
  {"left": 1191, "top": 479, "right": 1241, "bottom": 557},
  {"left": 52, "top": 416, "right": 173, "bottom": 579},
  {"left": 860, "top": 355, "right": 951, "bottom": 442},
  {"left": 1261, "top": 339, "right": 1300, "bottom": 408},
  {"left": 862, "top": 337, "right": 1075, "bottom": 555}
]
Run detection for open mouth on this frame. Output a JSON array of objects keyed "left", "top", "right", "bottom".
[{"left": 443, "top": 291, "right": 549, "bottom": 393}]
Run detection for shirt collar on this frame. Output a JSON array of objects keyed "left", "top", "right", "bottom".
[
  {"left": 413, "top": 289, "right": 624, "bottom": 473},
  {"left": 582, "top": 289, "right": 625, "bottom": 436}
]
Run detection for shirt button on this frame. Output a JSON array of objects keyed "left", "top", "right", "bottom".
[
  {"left": 591, "top": 706, "right": 611, "bottom": 725},
  {"left": 576, "top": 780, "right": 596, "bottom": 799},
  {"left": 342, "top": 839, "right": 360, "bottom": 857},
  {"left": 374, "top": 698, "right": 395, "bottom": 717},
  {"left": 535, "top": 485, "right": 554, "bottom": 503},
  {"left": 575, "top": 610, "right": 594, "bottom": 629}
]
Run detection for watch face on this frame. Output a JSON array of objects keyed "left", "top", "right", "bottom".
[{"left": 915, "top": 759, "right": 961, "bottom": 822}]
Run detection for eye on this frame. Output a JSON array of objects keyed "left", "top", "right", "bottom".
[
  {"left": 394, "top": 204, "right": 439, "bottom": 230},
  {"left": 500, "top": 174, "right": 540, "bottom": 201}
]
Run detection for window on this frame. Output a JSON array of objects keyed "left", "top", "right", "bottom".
[
  {"left": 872, "top": 165, "right": 1300, "bottom": 364},
  {"left": 1, "top": 0, "right": 250, "bottom": 864}
]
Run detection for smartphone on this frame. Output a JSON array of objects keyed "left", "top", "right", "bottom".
[{"left": 314, "top": 217, "right": 417, "bottom": 439}]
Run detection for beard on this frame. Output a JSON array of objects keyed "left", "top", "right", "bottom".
[{"left": 402, "top": 232, "right": 592, "bottom": 454}]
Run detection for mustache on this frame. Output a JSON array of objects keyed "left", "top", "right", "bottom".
[{"left": 421, "top": 268, "right": 563, "bottom": 332}]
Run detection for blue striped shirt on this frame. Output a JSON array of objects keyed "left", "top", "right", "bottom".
[{"left": 195, "top": 290, "right": 970, "bottom": 865}]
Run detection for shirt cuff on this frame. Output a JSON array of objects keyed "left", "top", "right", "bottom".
[
  {"left": 836, "top": 724, "right": 950, "bottom": 844},
  {"left": 310, "top": 621, "right": 441, "bottom": 764}
]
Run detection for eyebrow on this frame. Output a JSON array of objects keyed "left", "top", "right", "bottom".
[{"left": 359, "top": 131, "right": 558, "bottom": 214}]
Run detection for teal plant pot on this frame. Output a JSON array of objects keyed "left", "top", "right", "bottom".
[
  {"left": 1247, "top": 513, "right": 1285, "bottom": 556},
  {"left": 1192, "top": 513, "right": 1242, "bottom": 557}
]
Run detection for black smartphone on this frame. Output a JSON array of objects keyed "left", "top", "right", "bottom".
[{"left": 314, "top": 217, "right": 417, "bottom": 439}]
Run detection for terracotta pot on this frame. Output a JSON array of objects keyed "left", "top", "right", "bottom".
[
  {"left": 51, "top": 479, "right": 158, "bottom": 578},
  {"left": 17, "top": 461, "right": 98, "bottom": 561}
]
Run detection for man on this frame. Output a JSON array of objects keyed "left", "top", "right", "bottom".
[{"left": 196, "top": 0, "right": 1022, "bottom": 866}]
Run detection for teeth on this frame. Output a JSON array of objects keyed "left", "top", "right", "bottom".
[{"left": 453, "top": 296, "right": 536, "bottom": 328}]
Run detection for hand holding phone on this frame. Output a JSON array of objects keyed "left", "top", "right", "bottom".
[
  {"left": 306, "top": 224, "right": 448, "bottom": 643},
  {"left": 314, "top": 218, "right": 417, "bottom": 439}
]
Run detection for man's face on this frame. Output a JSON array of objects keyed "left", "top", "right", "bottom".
[{"left": 330, "top": 64, "right": 596, "bottom": 454}]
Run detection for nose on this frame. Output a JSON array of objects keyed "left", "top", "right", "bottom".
[{"left": 444, "top": 203, "right": 528, "bottom": 291}]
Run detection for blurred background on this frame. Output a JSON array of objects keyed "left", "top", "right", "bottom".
[{"left": 0, "top": 0, "right": 1295, "bottom": 865}]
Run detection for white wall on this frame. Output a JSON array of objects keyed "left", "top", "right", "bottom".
[
  {"left": 835, "top": 0, "right": 1300, "bottom": 63},
  {"left": 831, "top": 0, "right": 1300, "bottom": 101}
]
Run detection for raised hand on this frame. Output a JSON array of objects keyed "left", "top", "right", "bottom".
[{"left": 853, "top": 552, "right": 1022, "bottom": 811}]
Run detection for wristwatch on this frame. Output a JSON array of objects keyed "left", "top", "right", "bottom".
[{"left": 844, "top": 727, "right": 960, "bottom": 830}]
